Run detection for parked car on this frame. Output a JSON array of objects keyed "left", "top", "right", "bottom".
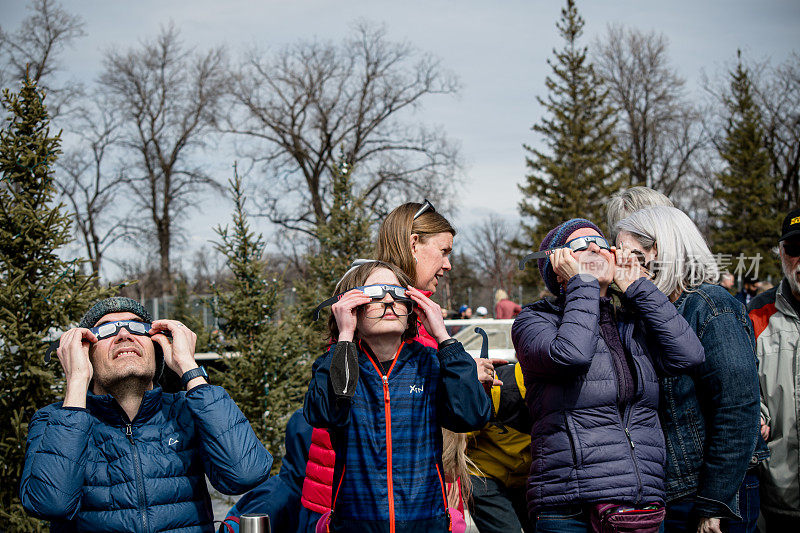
[{"left": 444, "top": 318, "right": 516, "bottom": 362}]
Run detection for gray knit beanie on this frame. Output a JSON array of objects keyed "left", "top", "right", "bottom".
[{"left": 80, "top": 297, "right": 164, "bottom": 384}]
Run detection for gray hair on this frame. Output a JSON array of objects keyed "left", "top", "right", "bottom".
[
  {"left": 606, "top": 187, "right": 674, "bottom": 239},
  {"left": 616, "top": 206, "right": 719, "bottom": 297}
]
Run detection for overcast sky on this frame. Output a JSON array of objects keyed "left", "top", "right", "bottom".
[{"left": 2, "top": 0, "right": 798, "bottom": 278}]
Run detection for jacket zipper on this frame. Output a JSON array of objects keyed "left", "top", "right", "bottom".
[
  {"left": 382, "top": 374, "right": 395, "bottom": 533},
  {"left": 622, "top": 409, "right": 643, "bottom": 503},
  {"left": 363, "top": 342, "right": 404, "bottom": 533},
  {"left": 435, "top": 463, "right": 452, "bottom": 531},
  {"left": 126, "top": 423, "right": 149, "bottom": 533},
  {"left": 617, "top": 320, "right": 643, "bottom": 503}
]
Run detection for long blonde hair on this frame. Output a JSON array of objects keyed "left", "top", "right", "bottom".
[
  {"left": 376, "top": 202, "right": 456, "bottom": 287},
  {"left": 441, "top": 429, "right": 479, "bottom": 509}
]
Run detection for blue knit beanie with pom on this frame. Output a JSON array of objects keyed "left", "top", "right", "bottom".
[{"left": 538, "top": 218, "right": 605, "bottom": 295}]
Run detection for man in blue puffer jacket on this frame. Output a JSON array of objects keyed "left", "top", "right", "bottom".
[{"left": 20, "top": 297, "right": 272, "bottom": 532}]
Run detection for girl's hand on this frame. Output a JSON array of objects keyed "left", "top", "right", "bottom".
[
  {"left": 406, "top": 287, "right": 449, "bottom": 343},
  {"left": 331, "top": 289, "right": 373, "bottom": 341},
  {"left": 612, "top": 245, "right": 646, "bottom": 293}
]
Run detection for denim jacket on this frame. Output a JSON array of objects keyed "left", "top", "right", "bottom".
[{"left": 659, "top": 283, "right": 766, "bottom": 519}]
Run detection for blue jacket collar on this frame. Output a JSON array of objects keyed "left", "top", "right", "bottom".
[{"left": 86, "top": 386, "right": 163, "bottom": 426}]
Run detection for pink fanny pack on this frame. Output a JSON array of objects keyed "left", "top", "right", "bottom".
[{"left": 590, "top": 503, "right": 665, "bottom": 533}]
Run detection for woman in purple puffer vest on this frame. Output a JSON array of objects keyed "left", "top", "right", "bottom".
[{"left": 511, "top": 219, "right": 705, "bottom": 533}]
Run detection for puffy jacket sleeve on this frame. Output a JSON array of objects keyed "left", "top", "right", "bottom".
[
  {"left": 304, "top": 347, "right": 351, "bottom": 429},
  {"left": 436, "top": 340, "right": 491, "bottom": 432},
  {"left": 622, "top": 278, "right": 705, "bottom": 374},
  {"left": 221, "top": 409, "right": 312, "bottom": 533},
  {"left": 184, "top": 384, "right": 273, "bottom": 495},
  {"left": 512, "top": 276, "right": 602, "bottom": 378},
  {"left": 19, "top": 405, "right": 92, "bottom": 520}
]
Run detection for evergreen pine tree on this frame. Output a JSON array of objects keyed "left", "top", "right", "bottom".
[
  {"left": 268, "top": 154, "right": 374, "bottom": 462},
  {"left": 296, "top": 155, "right": 374, "bottom": 315},
  {"left": 171, "top": 275, "right": 209, "bottom": 352},
  {"left": 0, "top": 74, "right": 110, "bottom": 529},
  {"left": 516, "top": 0, "right": 621, "bottom": 284},
  {"left": 210, "top": 165, "right": 284, "bottom": 465},
  {"left": 711, "top": 53, "right": 782, "bottom": 281}
]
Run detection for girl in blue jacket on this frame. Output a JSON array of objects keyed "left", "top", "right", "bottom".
[{"left": 304, "top": 260, "right": 491, "bottom": 533}]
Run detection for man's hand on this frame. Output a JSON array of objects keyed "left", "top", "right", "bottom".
[
  {"left": 697, "top": 517, "right": 723, "bottom": 533},
  {"left": 760, "top": 415, "right": 770, "bottom": 441},
  {"left": 56, "top": 327, "right": 98, "bottom": 408},
  {"left": 150, "top": 320, "right": 199, "bottom": 380}
]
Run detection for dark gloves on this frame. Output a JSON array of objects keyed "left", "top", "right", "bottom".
[{"left": 330, "top": 341, "right": 359, "bottom": 398}]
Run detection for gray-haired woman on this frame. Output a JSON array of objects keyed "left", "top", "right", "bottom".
[{"left": 615, "top": 205, "right": 767, "bottom": 533}]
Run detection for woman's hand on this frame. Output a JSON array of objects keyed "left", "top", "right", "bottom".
[
  {"left": 406, "top": 287, "right": 450, "bottom": 343},
  {"left": 697, "top": 517, "right": 723, "bottom": 533},
  {"left": 474, "top": 358, "right": 505, "bottom": 387},
  {"left": 612, "top": 245, "right": 647, "bottom": 293},
  {"left": 330, "top": 289, "right": 373, "bottom": 342},
  {"left": 550, "top": 247, "right": 581, "bottom": 283}
]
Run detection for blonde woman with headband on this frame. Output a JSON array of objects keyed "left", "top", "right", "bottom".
[{"left": 375, "top": 201, "right": 503, "bottom": 518}]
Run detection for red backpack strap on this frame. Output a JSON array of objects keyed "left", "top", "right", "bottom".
[{"left": 218, "top": 516, "right": 240, "bottom": 533}]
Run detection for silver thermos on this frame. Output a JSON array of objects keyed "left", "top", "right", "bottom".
[{"left": 240, "top": 514, "right": 271, "bottom": 533}]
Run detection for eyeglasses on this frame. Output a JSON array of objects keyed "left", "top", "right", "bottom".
[
  {"left": 363, "top": 300, "right": 414, "bottom": 319},
  {"left": 783, "top": 241, "right": 800, "bottom": 257},
  {"left": 312, "top": 284, "right": 415, "bottom": 320},
  {"left": 518, "top": 235, "right": 611, "bottom": 270},
  {"left": 412, "top": 199, "right": 436, "bottom": 220}
]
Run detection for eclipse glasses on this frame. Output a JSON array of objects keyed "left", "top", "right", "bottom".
[
  {"left": 518, "top": 236, "right": 611, "bottom": 270},
  {"left": 312, "top": 284, "right": 415, "bottom": 320},
  {"left": 44, "top": 320, "right": 169, "bottom": 363}
]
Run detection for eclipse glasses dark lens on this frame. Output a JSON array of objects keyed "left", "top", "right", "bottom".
[
  {"left": 312, "top": 284, "right": 415, "bottom": 320},
  {"left": 565, "top": 236, "right": 610, "bottom": 252},
  {"left": 519, "top": 235, "right": 611, "bottom": 270},
  {"left": 44, "top": 320, "right": 168, "bottom": 364},
  {"left": 92, "top": 320, "right": 151, "bottom": 340}
]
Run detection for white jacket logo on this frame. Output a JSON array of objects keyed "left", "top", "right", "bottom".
[{"left": 409, "top": 384, "right": 423, "bottom": 394}]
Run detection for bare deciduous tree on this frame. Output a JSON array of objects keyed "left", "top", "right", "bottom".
[
  {"left": 595, "top": 25, "right": 706, "bottom": 199},
  {"left": 754, "top": 53, "right": 800, "bottom": 209},
  {"left": 100, "top": 24, "right": 227, "bottom": 293},
  {"left": 56, "top": 97, "right": 129, "bottom": 280},
  {"left": 223, "top": 22, "right": 461, "bottom": 238},
  {"left": 0, "top": 0, "right": 85, "bottom": 117},
  {"left": 465, "top": 215, "right": 519, "bottom": 294}
]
